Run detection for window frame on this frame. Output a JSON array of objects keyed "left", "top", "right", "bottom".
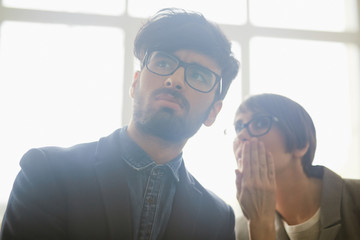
[{"left": 0, "top": 0, "right": 359, "bottom": 218}]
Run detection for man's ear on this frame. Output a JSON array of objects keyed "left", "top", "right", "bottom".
[
  {"left": 294, "top": 142, "right": 310, "bottom": 158},
  {"left": 130, "top": 71, "right": 140, "bottom": 98},
  {"left": 204, "top": 100, "right": 223, "bottom": 127}
]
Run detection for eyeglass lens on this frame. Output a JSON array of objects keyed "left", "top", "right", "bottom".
[{"left": 235, "top": 116, "right": 273, "bottom": 137}]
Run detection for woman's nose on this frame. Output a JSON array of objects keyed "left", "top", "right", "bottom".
[{"left": 236, "top": 127, "right": 251, "bottom": 142}]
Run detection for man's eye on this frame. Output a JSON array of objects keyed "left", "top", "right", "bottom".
[
  {"left": 190, "top": 72, "right": 207, "bottom": 83},
  {"left": 188, "top": 68, "right": 212, "bottom": 85},
  {"left": 155, "top": 60, "right": 171, "bottom": 68}
]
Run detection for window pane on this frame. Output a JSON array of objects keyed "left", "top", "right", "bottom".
[
  {"left": 183, "top": 42, "right": 242, "bottom": 212},
  {"left": 250, "top": 37, "right": 355, "bottom": 178},
  {"left": 128, "top": 0, "right": 246, "bottom": 25},
  {"left": 250, "top": 0, "right": 349, "bottom": 31},
  {"left": 0, "top": 22, "right": 124, "bottom": 203},
  {"left": 3, "top": 0, "right": 125, "bottom": 15}
]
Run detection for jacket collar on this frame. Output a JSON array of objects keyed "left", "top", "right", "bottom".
[
  {"left": 163, "top": 161, "right": 203, "bottom": 240},
  {"left": 94, "top": 128, "right": 133, "bottom": 240},
  {"left": 318, "top": 167, "right": 342, "bottom": 240},
  {"left": 118, "top": 127, "right": 182, "bottom": 182},
  {"left": 275, "top": 166, "right": 343, "bottom": 240}
]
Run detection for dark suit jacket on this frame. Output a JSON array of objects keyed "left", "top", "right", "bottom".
[{"left": 1, "top": 129, "right": 235, "bottom": 240}]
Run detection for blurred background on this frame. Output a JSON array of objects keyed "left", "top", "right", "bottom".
[{"left": 0, "top": 0, "right": 359, "bottom": 221}]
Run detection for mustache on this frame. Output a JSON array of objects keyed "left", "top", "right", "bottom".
[{"left": 151, "top": 88, "right": 190, "bottom": 111}]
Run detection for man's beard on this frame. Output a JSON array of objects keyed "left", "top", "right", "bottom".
[{"left": 133, "top": 88, "right": 212, "bottom": 143}]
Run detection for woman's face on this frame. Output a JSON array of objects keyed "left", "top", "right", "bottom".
[{"left": 233, "top": 110, "right": 294, "bottom": 175}]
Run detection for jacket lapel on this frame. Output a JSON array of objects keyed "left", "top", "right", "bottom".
[
  {"left": 274, "top": 167, "right": 343, "bottom": 240},
  {"left": 318, "top": 168, "right": 343, "bottom": 240},
  {"left": 94, "top": 130, "right": 133, "bottom": 240},
  {"left": 163, "top": 163, "right": 202, "bottom": 240}
]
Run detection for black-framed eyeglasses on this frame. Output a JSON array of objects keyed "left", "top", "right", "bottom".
[
  {"left": 143, "top": 51, "right": 222, "bottom": 93},
  {"left": 233, "top": 115, "right": 279, "bottom": 137}
]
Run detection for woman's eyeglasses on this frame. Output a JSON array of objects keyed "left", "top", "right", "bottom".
[{"left": 225, "top": 115, "right": 279, "bottom": 138}]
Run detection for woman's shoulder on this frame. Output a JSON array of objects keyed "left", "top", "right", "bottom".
[{"left": 342, "top": 178, "right": 360, "bottom": 203}]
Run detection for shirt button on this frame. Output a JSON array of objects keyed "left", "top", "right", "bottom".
[{"left": 148, "top": 196, "right": 154, "bottom": 204}]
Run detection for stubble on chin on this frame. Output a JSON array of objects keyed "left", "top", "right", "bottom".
[
  {"left": 132, "top": 88, "right": 212, "bottom": 143},
  {"left": 134, "top": 105, "right": 190, "bottom": 142}
]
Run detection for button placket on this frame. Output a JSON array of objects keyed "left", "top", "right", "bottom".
[{"left": 138, "top": 166, "right": 166, "bottom": 240}]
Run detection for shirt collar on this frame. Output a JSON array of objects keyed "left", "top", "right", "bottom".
[
  {"left": 166, "top": 153, "right": 182, "bottom": 182},
  {"left": 119, "top": 126, "right": 182, "bottom": 182}
]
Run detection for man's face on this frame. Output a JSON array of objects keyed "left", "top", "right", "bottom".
[{"left": 130, "top": 49, "right": 223, "bottom": 143}]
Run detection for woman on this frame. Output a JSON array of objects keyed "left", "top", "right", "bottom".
[{"left": 233, "top": 93, "right": 360, "bottom": 240}]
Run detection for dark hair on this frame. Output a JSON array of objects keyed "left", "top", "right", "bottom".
[
  {"left": 237, "top": 93, "right": 317, "bottom": 177},
  {"left": 134, "top": 8, "right": 240, "bottom": 100}
]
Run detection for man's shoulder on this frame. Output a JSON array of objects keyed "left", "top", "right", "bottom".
[
  {"left": 18, "top": 129, "right": 125, "bottom": 179},
  {"left": 172, "top": 167, "right": 235, "bottom": 239},
  {"left": 181, "top": 169, "right": 232, "bottom": 212},
  {"left": 20, "top": 141, "right": 98, "bottom": 169},
  {"left": 21, "top": 129, "right": 123, "bottom": 167},
  {"left": 203, "top": 187, "right": 232, "bottom": 210}
]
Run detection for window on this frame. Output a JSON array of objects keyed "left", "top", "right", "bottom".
[
  {"left": 250, "top": 0, "right": 349, "bottom": 31},
  {"left": 0, "top": 21, "right": 124, "bottom": 204},
  {"left": 250, "top": 37, "right": 353, "bottom": 175},
  {"left": 3, "top": 0, "right": 126, "bottom": 15},
  {"left": 128, "top": 0, "right": 247, "bottom": 25},
  {"left": 0, "top": 0, "right": 359, "bottom": 220}
]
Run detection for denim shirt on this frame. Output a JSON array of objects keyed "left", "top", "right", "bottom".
[{"left": 119, "top": 127, "right": 182, "bottom": 240}]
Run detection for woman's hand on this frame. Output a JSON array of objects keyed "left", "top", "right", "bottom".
[{"left": 234, "top": 138, "right": 276, "bottom": 240}]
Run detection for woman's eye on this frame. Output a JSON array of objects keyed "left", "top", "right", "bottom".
[
  {"left": 253, "top": 119, "right": 269, "bottom": 129},
  {"left": 234, "top": 123, "right": 244, "bottom": 134}
]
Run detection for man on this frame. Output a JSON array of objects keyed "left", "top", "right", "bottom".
[{"left": 1, "top": 8, "right": 240, "bottom": 240}]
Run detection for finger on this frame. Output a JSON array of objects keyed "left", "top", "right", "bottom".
[
  {"left": 233, "top": 138, "right": 244, "bottom": 171},
  {"left": 238, "top": 158, "right": 243, "bottom": 172},
  {"left": 235, "top": 169, "right": 249, "bottom": 219},
  {"left": 267, "top": 152, "right": 275, "bottom": 184},
  {"left": 235, "top": 169, "right": 243, "bottom": 198},
  {"left": 250, "top": 138, "right": 259, "bottom": 179},
  {"left": 233, "top": 136, "right": 239, "bottom": 152},
  {"left": 233, "top": 137, "right": 241, "bottom": 161},
  {"left": 258, "top": 141, "right": 267, "bottom": 180},
  {"left": 242, "top": 141, "right": 251, "bottom": 181}
]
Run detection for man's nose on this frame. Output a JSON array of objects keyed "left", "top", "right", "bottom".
[{"left": 163, "top": 67, "right": 185, "bottom": 91}]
